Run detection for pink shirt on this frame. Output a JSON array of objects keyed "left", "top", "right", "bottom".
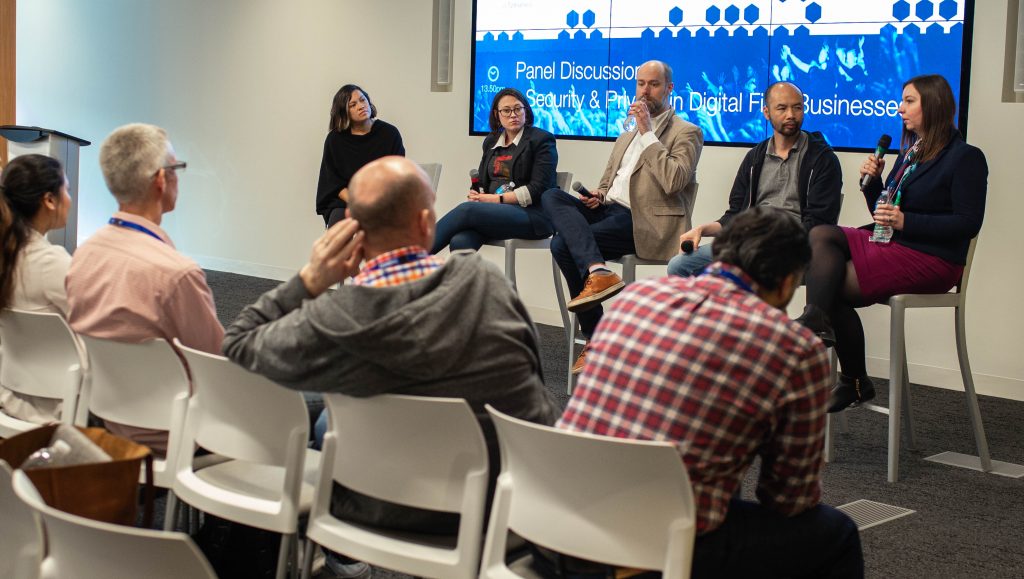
[{"left": 66, "top": 211, "right": 224, "bottom": 453}]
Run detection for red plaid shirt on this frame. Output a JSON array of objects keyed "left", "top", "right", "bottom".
[
  {"left": 351, "top": 246, "right": 444, "bottom": 288},
  {"left": 558, "top": 263, "right": 830, "bottom": 534}
]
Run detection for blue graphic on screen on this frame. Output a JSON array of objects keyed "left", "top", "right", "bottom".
[{"left": 471, "top": 1, "right": 970, "bottom": 150}]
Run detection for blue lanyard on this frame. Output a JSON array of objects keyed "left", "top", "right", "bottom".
[
  {"left": 108, "top": 217, "right": 164, "bottom": 243},
  {"left": 701, "top": 267, "right": 755, "bottom": 294}
]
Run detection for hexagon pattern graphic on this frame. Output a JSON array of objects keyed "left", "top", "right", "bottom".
[
  {"left": 583, "top": 10, "right": 596, "bottom": 28},
  {"left": 725, "top": 5, "right": 740, "bottom": 25},
  {"left": 744, "top": 4, "right": 759, "bottom": 24},
  {"left": 706, "top": 6, "right": 720, "bottom": 25},
  {"left": 566, "top": 10, "right": 579, "bottom": 28},
  {"left": 939, "top": 0, "right": 958, "bottom": 19},
  {"left": 893, "top": 0, "right": 910, "bottom": 21},
  {"left": 805, "top": 2, "right": 821, "bottom": 23},
  {"left": 669, "top": 6, "right": 683, "bottom": 26},
  {"left": 915, "top": 0, "right": 934, "bottom": 20}
]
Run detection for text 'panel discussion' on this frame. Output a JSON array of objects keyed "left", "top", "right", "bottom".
[{"left": 1, "top": 0, "right": 1023, "bottom": 578}]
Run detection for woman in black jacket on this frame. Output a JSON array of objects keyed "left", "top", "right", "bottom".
[
  {"left": 799, "top": 74, "right": 987, "bottom": 412},
  {"left": 431, "top": 88, "right": 558, "bottom": 252}
]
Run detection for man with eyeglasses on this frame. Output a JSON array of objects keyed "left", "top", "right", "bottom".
[
  {"left": 66, "top": 123, "right": 223, "bottom": 455},
  {"left": 542, "top": 60, "right": 703, "bottom": 375}
]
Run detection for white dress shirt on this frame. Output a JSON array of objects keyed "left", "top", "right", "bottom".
[{"left": 605, "top": 109, "right": 673, "bottom": 210}]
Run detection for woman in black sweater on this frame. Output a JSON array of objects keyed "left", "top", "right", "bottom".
[
  {"left": 431, "top": 88, "right": 558, "bottom": 252},
  {"left": 315, "top": 84, "right": 405, "bottom": 227},
  {"left": 799, "top": 74, "right": 987, "bottom": 412}
]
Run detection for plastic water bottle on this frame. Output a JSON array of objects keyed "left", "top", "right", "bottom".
[
  {"left": 21, "top": 440, "right": 73, "bottom": 470},
  {"left": 622, "top": 114, "right": 637, "bottom": 133},
  {"left": 869, "top": 190, "right": 894, "bottom": 243},
  {"left": 495, "top": 181, "right": 516, "bottom": 196}
]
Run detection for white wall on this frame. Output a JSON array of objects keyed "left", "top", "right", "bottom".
[{"left": 17, "top": 0, "right": 1024, "bottom": 400}]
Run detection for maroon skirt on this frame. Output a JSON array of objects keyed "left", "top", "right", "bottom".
[{"left": 843, "top": 227, "right": 964, "bottom": 305}]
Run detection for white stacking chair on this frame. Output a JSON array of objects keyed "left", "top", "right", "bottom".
[
  {"left": 0, "top": 460, "right": 44, "bottom": 579},
  {"left": 74, "top": 336, "right": 190, "bottom": 490},
  {"left": 481, "top": 406, "right": 696, "bottom": 579},
  {"left": 0, "top": 309, "right": 85, "bottom": 437},
  {"left": 168, "top": 340, "right": 320, "bottom": 579},
  {"left": 300, "top": 393, "right": 489, "bottom": 579},
  {"left": 829, "top": 237, "right": 1024, "bottom": 482},
  {"left": 418, "top": 162, "right": 443, "bottom": 192},
  {"left": 483, "top": 171, "right": 574, "bottom": 336},
  {"left": 11, "top": 470, "right": 216, "bottom": 579}
]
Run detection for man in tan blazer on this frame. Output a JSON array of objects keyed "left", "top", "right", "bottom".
[{"left": 542, "top": 60, "right": 703, "bottom": 374}]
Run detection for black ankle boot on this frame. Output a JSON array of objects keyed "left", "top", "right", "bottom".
[
  {"left": 795, "top": 304, "right": 836, "bottom": 348},
  {"left": 828, "top": 374, "right": 876, "bottom": 413}
]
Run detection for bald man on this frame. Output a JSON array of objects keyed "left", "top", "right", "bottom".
[
  {"left": 668, "top": 81, "right": 842, "bottom": 278},
  {"left": 224, "top": 156, "right": 557, "bottom": 536}
]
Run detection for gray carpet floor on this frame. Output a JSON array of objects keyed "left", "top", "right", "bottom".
[{"left": 204, "top": 270, "right": 1024, "bottom": 578}]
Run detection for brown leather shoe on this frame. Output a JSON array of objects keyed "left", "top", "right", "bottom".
[
  {"left": 567, "top": 270, "right": 625, "bottom": 313},
  {"left": 571, "top": 343, "right": 590, "bottom": 375}
]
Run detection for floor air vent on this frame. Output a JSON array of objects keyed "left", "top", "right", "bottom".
[{"left": 837, "top": 499, "right": 915, "bottom": 530}]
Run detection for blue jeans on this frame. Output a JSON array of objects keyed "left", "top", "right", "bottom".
[
  {"left": 542, "top": 189, "right": 636, "bottom": 337},
  {"left": 667, "top": 242, "right": 714, "bottom": 277},
  {"left": 431, "top": 202, "right": 552, "bottom": 253}
]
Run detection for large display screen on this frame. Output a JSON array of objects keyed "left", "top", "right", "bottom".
[{"left": 470, "top": 0, "right": 974, "bottom": 150}]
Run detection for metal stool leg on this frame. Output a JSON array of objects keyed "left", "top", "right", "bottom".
[
  {"left": 901, "top": 352, "right": 918, "bottom": 451},
  {"left": 956, "top": 303, "right": 992, "bottom": 470},
  {"left": 887, "top": 303, "right": 906, "bottom": 483},
  {"left": 505, "top": 241, "right": 518, "bottom": 291},
  {"left": 552, "top": 258, "right": 570, "bottom": 343}
]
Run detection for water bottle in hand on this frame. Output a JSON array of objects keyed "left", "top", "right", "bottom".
[
  {"left": 869, "top": 190, "right": 894, "bottom": 244},
  {"left": 623, "top": 115, "right": 637, "bottom": 133},
  {"left": 495, "top": 181, "right": 515, "bottom": 196}
]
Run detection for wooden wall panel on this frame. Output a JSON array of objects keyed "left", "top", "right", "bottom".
[{"left": 0, "top": 0, "right": 14, "bottom": 166}]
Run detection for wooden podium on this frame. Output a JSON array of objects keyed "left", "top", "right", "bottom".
[{"left": 0, "top": 126, "right": 90, "bottom": 253}]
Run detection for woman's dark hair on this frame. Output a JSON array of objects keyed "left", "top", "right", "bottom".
[
  {"left": 712, "top": 206, "right": 811, "bottom": 292},
  {"left": 488, "top": 88, "right": 534, "bottom": 133},
  {"left": 902, "top": 74, "right": 956, "bottom": 163},
  {"left": 329, "top": 84, "right": 378, "bottom": 132},
  {"left": 0, "top": 154, "right": 66, "bottom": 309}
]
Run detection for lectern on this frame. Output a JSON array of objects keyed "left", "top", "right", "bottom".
[{"left": 0, "top": 126, "right": 90, "bottom": 253}]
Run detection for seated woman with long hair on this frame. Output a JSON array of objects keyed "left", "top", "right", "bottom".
[
  {"left": 797, "top": 74, "right": 987, "bottom": 412},
  {"left": 316, "top": 83, "right": 405, "bottom": 227},
  {"left": 0, "top": 154, "right": 74, "bottom": 422},
  {"left": 431, "top": 88, "right": 558, "bottom": 253}
]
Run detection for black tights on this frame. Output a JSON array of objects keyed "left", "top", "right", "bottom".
[{"left": 805, "top": 226, "right": 870, "bottom": 378}]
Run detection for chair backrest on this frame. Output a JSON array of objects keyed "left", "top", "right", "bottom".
[
  {"left": 957, "top": 236, "right": 979, "bottom": 297},
  {"left": 0, "top": 461, "right": 43, "bottom": 579},
  {"left": 418, "top": 162, "right": 443, "bottom": 192},
  {"left": 175, "top": 340, "right": 309, "bottom": 465},
  {"left": 12, "top": 470, "right": 216, "bottom": 579},
  {"left": 486, "top": 406, "right": 696, "bottom": 576},
  {"left": 0, "top": 309, "right": 83, "bottom": 400},
  {"left": 77, "top": 336, "right": 188, "bottom": 431},
  {"left": 323, "top": 393, "right": 488, "bottom": 513},
  {"left": 555, "top": 171, "right": 572, "bottom": 191}
]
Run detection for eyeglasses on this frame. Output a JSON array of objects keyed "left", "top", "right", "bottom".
[
  {"left": 154, "top": 161, "right": 187, "bottom": 177},
  {"left": 497, "top": 106, "right": 526, "bottom": 118}
]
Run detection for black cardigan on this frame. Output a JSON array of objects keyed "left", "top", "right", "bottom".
[
  {"left": 862, "top": 130, "right": 987, "bottom": 265},
  {"left": 477, "top": 126, "right": 558, "bottom": 237},
  {"left": 315, "top": 120, "right": 405, "bottom": 216}
]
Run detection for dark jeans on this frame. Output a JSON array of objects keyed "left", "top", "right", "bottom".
[
  {"left": 691, "top": 499, "right": 863, "bottom": 579},
  {"left": 431, "top": 201, "right": 552, "bottom": 253},
  {"left": 542, "top": 189, "right": 635, "bottom": 337},
  {"left": 529, "top": 499, "right": 862, "bottom": 579}
]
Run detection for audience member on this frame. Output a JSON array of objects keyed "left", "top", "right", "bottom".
[
  {"left": 66, "top": 123, "right": 224, "bottom": 454},
  {"left": 558, "top": 207, "right": 863, "bottom": 578},
  {"left": 316, "top": 83, "right": 405, "bottom": 227},
  {"left": 431, "top": 87, "right": 557, "bottom": 252},
  {"left": 669, "top": 81, "right": 842, "bottom": 276},
  {"left": 797, "top": 74, "right": 987, "bottom": 412},
  {"left": 224, "top": 155, "right": 558, "bottom": 536},
  {"left": 0, "top": 154, "right": 73, "bottom": 422},
  {"left": 542, "top": 59, "right": 703, "bottom": 375}
]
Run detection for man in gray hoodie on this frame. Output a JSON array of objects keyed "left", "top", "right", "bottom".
[{"left": 223, "top": 156, "right": 558, "bottom": 536}]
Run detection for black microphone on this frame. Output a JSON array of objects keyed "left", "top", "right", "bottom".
[
  {"left": 571, "top": 181, "right": 594, "bottom": 198},
  {"left": 680, "top": 240, "right": 694, "bottom": 253},
  {"left": 469, "top": 169, "right": 480, "bottom": 192},
  {"left": 860, "top": 134, "right": 892, "bottom": 190}
]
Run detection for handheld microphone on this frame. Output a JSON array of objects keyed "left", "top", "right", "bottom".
[
  {"left": 571, "top": 181, "right": 593, "bottom": 198},
  {"left": 680, "top": 240, "right": 694, "bottom": 253},
  {"left": 860, "top": 134, "right": 892, "bottom": 190},
  {"left": 469, "top": 169, "right": 480, "bottom": 192}
]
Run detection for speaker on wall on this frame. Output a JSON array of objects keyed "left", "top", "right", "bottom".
[{"left": 432, "top": 0, "right": 455, "bottom": 92}]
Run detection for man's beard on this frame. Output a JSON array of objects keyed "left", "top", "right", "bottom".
[{"left": 643, "top": 97, "right": 667, "bottom": 117}]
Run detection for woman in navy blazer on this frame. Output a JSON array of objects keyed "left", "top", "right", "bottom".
[
  {"left": 431, "top": 88, "right": 558, "bottom": 252},
  {"left": 798, "top": 74, "right": 988, "bottom": 412}
]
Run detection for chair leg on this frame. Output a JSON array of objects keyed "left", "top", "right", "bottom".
[
  {"left": 956, "top": 305, "right": 992, "bottom": 471},
  {"left": 276, "top": 533, "right": 292, "bottom": 579},
  {"left": 901, "top": 352, "right": 918, "bottom": 451},
  {"left": 824, "top": 414, "right": 836, "bottom": 463},
  {"left": 505, "top": 244, "right": 518, "bottom": 291},
  {"left": 888, "top": 305, "right": 906, "bottom": 483},
  {"left": 551, "top": 258, "right": 570, "bottom": 343},
  {"left": 163, "top": 491, "right": 177, "bottom": 531},
  {"left": 300, "top": 539, "right": 316, "bottom": 579},
  {"left": 566, "top": 313, "right": 577, "bottom": 395},
  {"left": 621, "top": 261, "right": 636, "bottom": 284}
]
